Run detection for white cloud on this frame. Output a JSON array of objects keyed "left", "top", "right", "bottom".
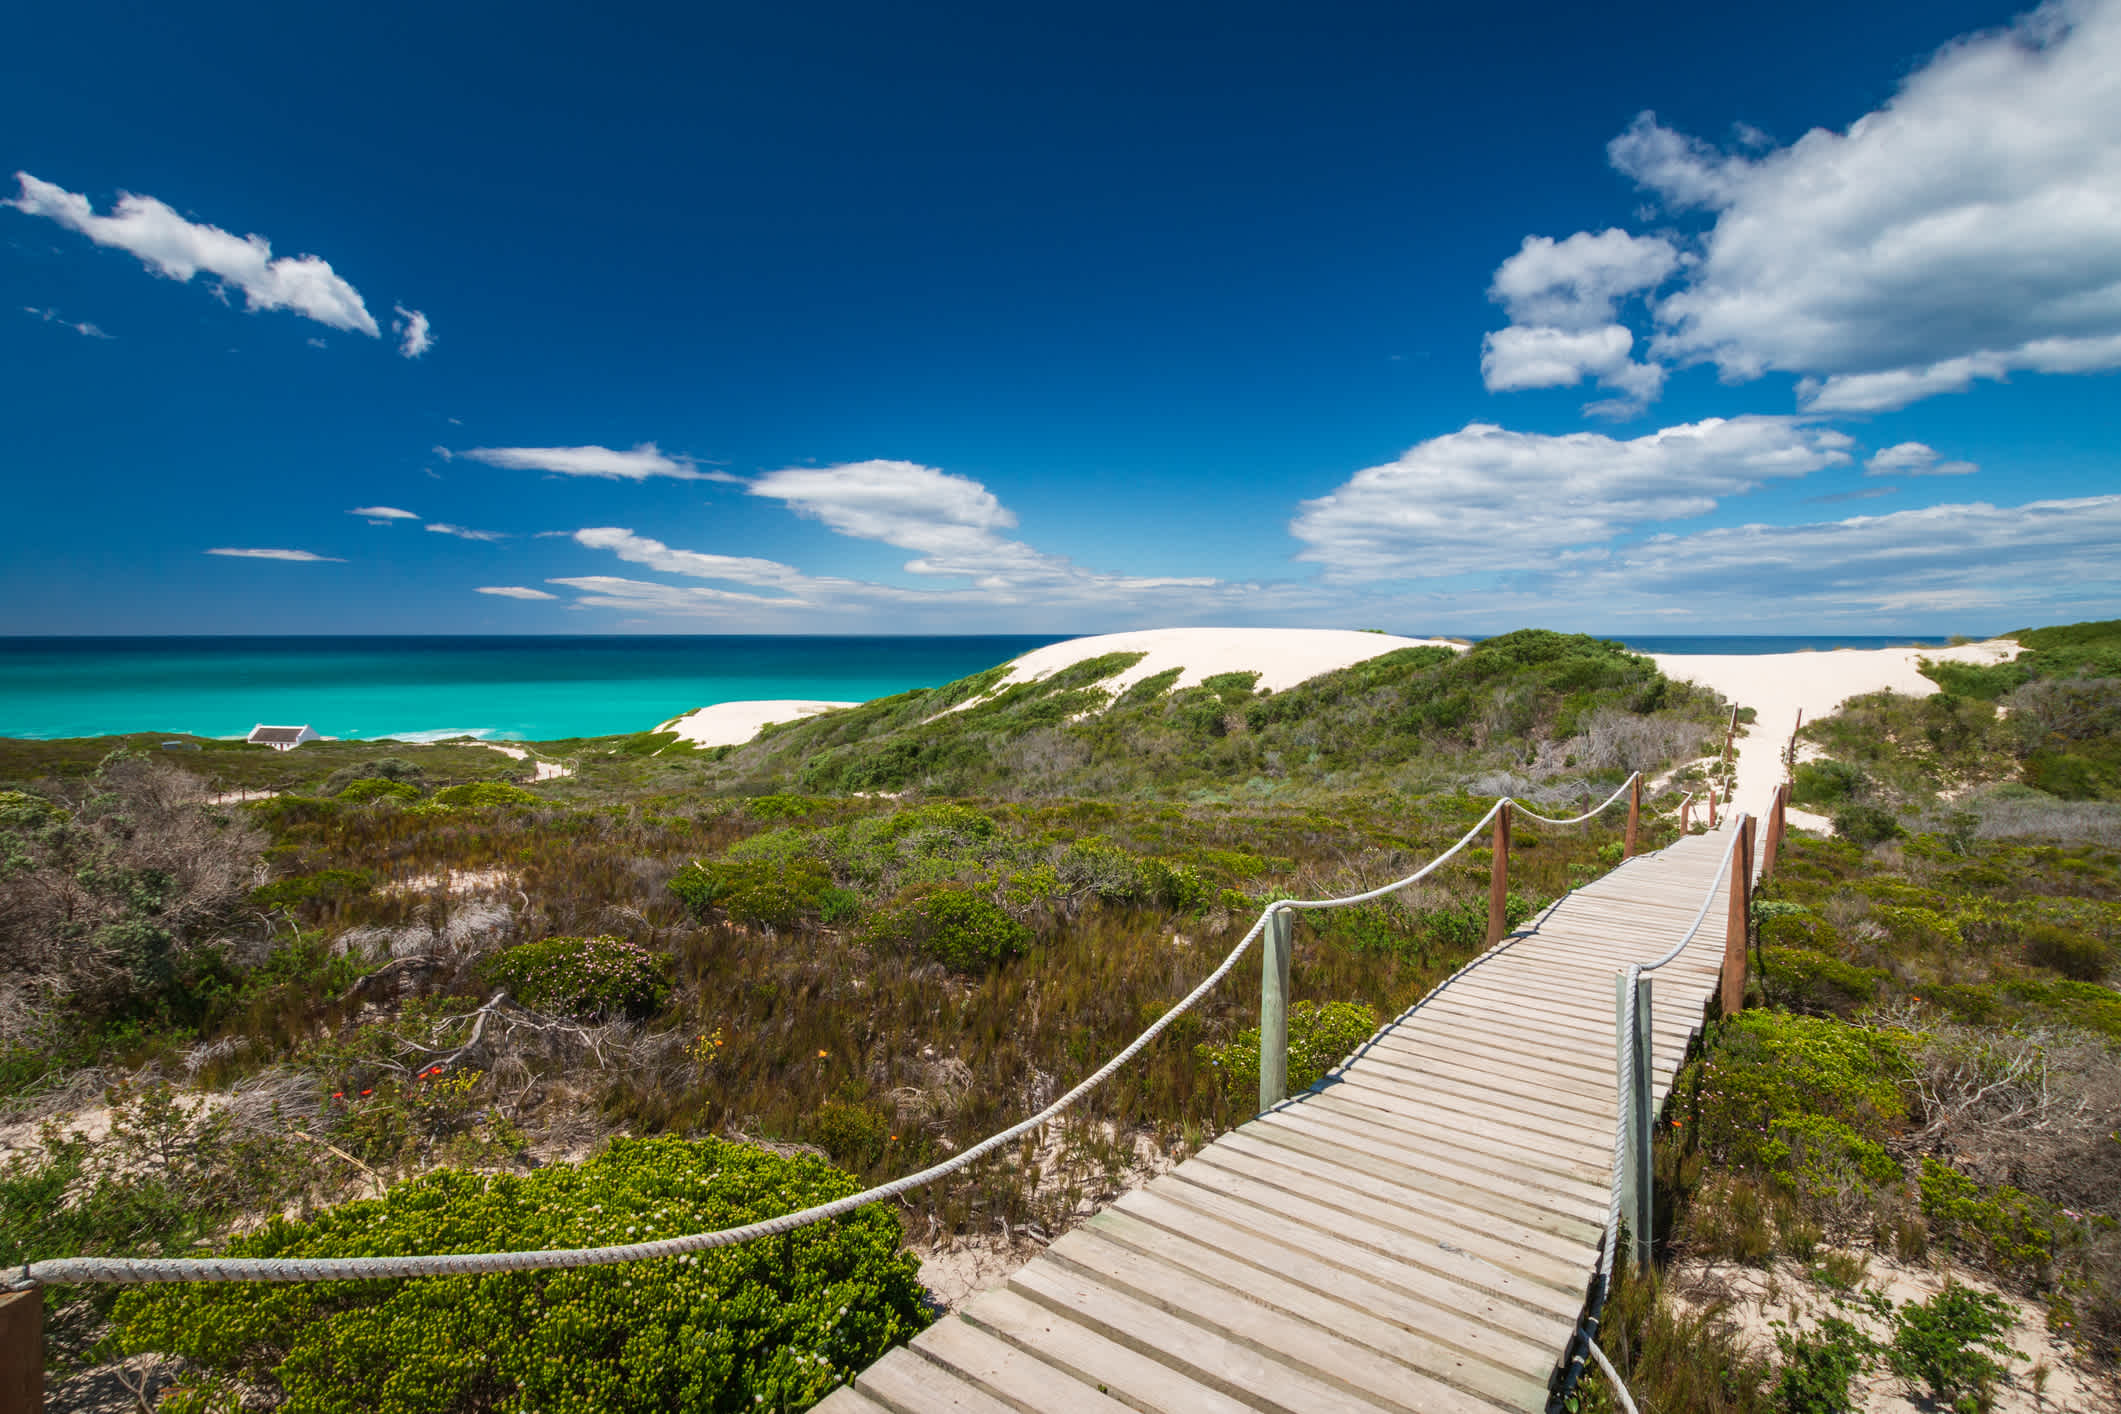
[
  {"left": 1864, "top": 442, "right": 1979, "bottom": 477},
  {"left": 349, "top": 506, "right": 419, "bottom": 520},
  {"left": 306, "top": 336, "right": 327, "bottom": 349},
  {"left": 1489, "top": 1, "right": 2121, "bottom": 415},
  {"left": 205, "top": 547, "right": 344, "bottom": 562},
  {"left": 425, "top": 522, "right": 507, "bottom": 542},
  {"left": 572, "top": 528, "right": 828, "bottom": 595},
  {"left": 454, "top": 442, "right": 734, "bottom": 482},
  {"left": 1580, "top": 494, "right": 2121, "bottom": 614},
  {"left": 393, "top": 305, "right": 431, "bottom": 358},
  {"left": 8, "top": 172, "right": 378, "bottom": 336},
  {"left": 23, "top": 305, "right": 111, "bottom": 339},
  {"left": 476, "top": 586, "right": 557, "bottom": 600},
  {"left": 1480, "top": 231, "right": 1678, "bottom": 412},
  {"left": 1289, "top": 416, "right": 1853, "bottom": 581}
]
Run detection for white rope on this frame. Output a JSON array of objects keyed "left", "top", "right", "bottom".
[
  {"left": 1584, "top": 1333, "right": 1642, "bottom": 1414},
  {"left": 1636, "top": 812, "right": 1746, "bottom": 975},
  {"left": 16, "top": 774, "right": 1642, "bottom": 1289}
]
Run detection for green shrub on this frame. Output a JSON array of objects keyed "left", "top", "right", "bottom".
[
  {"left": 1919, "top": 1158, "right": 2065, "bottom": 1274},
  {"left": 810, "top": 1100, "right": 891, "bottom": 1171},
  {"left": 2021, "top": 922, "right": 2109, "bottom": 980},
  {"left": 1760, "top": 946, "right": 1885, "bottom": 1016},
  {"left": 1773, "top": 1314, "right": 1874, "bottom": 1414},
  {"left": 248, "top": 868, "right": 373, "bottom": 912},
  {"left": 335, "top": 777, "right": 422, "bottom": 804},
  {"left": 670, "top": 857, "right": 840, "bottom": 930},
  {"left": 1793, "top": 760, "right": 1866, "bottom": 808},
  {"left": 1833, "top": 804, "right": 1901, "bottom": 847},
  {"left": 1884, "top": 1284, "right": 2018, "bottom": 1413},
  {"left": 748, "top": 793, "right": 824, "bottom": 820},
  {"left": 0, "top": 788, "right": 61, "bottom": 828},
  {"left": 430, "top": 781, "right": 541, "bottom": 808},
  {"left": 113, "top": 1136, "right": 931, "bottom": 1414},
  {"left": 486, "top": 935, "right": 672, "bottom": 1020},
  {"left": 1197, "top": 999, "right": 1381, "bottom": 1102},
  {"left": 862, "top": 890, "right": 1030, "bottom": 971},
  {"left": 1692, "top": 1012, "right": 1909, "bottom": 1201}
]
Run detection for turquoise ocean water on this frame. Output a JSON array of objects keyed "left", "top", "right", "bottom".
[{"left": 0, "top": 634, "right": 1953, "bottom": 742}]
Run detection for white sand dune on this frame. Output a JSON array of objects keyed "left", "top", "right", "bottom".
[
  {"left": 966, "top": 627, "right": 1465, "bottom": 708},
  {"left": 657, "top": 699, "right": 860, "bottom": 748},
  {"left": 1651, "top": 638, "right": 2021, "bottom": 824}
]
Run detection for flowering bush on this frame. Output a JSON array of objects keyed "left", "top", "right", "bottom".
[
  {"left": 114, "top": 1135, "right": 931, "bottom": 1413},
  {"left": 486, "top": 935, "right": 671, "bottom": 1020}
]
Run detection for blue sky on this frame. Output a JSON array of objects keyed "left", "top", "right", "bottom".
[{"left": 4, "top": 0, "right": 2117, "bottom": 636}]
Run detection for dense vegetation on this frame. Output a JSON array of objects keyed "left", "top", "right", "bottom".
[{"left": 1586, "top": 621, "right": 2121, "bottom": 1412}]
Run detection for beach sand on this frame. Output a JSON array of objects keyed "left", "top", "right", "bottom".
[
  {"left": 957, "top": 626, "right": 1465, "bottom": 706},
  {"left": 657, "top": 699, "right": 861, "bottom": 748}
]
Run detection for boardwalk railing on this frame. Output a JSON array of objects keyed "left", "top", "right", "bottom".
[{"left": 5, "top": 769, "right": 1708, "bottom": 1411}]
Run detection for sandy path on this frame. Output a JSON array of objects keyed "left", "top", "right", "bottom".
[{"left": 1651, "top": 639, "right": 2020, "bottom": 822}]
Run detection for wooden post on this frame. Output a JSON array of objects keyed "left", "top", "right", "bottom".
[
  {"left": 0, "top": 1288, "right": 40, "bottom": 1414},
  {"left": 1485, "top": 803, "right": 1512, "bottom": 946},
  {"left": 1719, "top": 818, "right": 1753, "bottom": 1015},
  {"left": 1680, "top": 795, "right": 1692, "bottom": 833},
  {"left": 1614, "top": 972, "right": 1655, "bottom": 1272},
  {"left": 1623, "top": 775, "right": 1641, "bottom": 859},
  {"left": 1760, "top": 784, "right": 1787, "bottom": 880},
  {"left": 1785, "top": 708, "right": 1803, "bottom": 785},
  {"left": 1707, "top": 781, "right": 1718, "bottom": 829},
  {"left": 1724, "top": 703, "right": 1740, "bottom": 766},
  {"left": 1259, "top": 908, "right": 1292, "bottom": 1112}
]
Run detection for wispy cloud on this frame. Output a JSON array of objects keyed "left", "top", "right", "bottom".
[
  {"left": 476, "top": 586, "right": 556, "bottom": 600},
  {"left": 450, "top": 443, "right": 734, "bottom": 482},
  {"left": 349, "top": 506, "right": 419, "bottom": 521},
  {"left": 392, "top": 304, "right": 431, "bottom": 358},
  {"left": 8, "top": 172, "right": 378, "bottom": 336},
  {"left": 425, "top": 522, "right": 507, "bottom": 542},
  {"left": 205, "top": 547, "right": 344, "bottom": 562},
  {"left": 22, "top": 305, "right": 111, "bottom": 339},
  {"left": 1864, "top": 442, "right": 1978, "bottom": 477}
]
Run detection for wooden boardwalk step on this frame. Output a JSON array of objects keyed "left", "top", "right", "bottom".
[{"left": 830, "top": 829, "right": 1738, "bottom": 1410}]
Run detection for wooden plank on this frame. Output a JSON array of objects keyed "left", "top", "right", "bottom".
[
  {"left": 1258, "top": 1110, "right": 1609, "bottom": 1227},
  {"left": 1355, "top": 1039, "right": 1616, "bottom": 1105},
  {"left": 1200, "top": 1131, "right": 1595, "bottom": 1270},
  {"left": 911, "top": 1315, "right": 1136, "bottom": 1411},
  {"left": 1138, "top": 1168, "right": 1583, "bottom": 1326},
  {"left": 857, "top": 1346, "right": 1023, "bottom": 1413},
  {"left": 1301, "top": 1090, "right": 1610, "bottom": 1186},
  {"left": 1327, "top": 1057, "right": 1619, "bottom": 1130},
  {"left": 1045, "top": 1227, "right": 1508, "bottom": 1414},
  {"left": 811, "top": 1386, "right": 894, "bottom": 1414},
  {"left": 1267, "top": 1104, "right": 1611, "bottom": 1214},
  {"left": 962, "top": 1287, "right": 1261, "bottom": 1414},
  {"left": 1087, "top": 1205, "right": 1554, "bottom": 1410},
  {"left": 1011, "top": 1260, "right": 1401, "bottom": 1414}
]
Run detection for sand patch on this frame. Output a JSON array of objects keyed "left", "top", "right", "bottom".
[
  {"left": 383, "top": 867, "right": 519, "bottom": 897},
  {"left": 656, "top": 699, "right": 860, "bottom": 747}
]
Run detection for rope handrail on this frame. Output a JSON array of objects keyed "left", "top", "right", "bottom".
[{"left": 14, "top": 773, "right": 1647, "bottom": 1290}]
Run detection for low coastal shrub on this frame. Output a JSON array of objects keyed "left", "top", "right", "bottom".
[
  {"left": 113, "top": 1136, "right": 932, "bottom": 1414},
  {"left": 669, "top": 857, "right": 851, "bottom": 930},
  {"left": 1690, "top": 1012, "right": 1908, "bottom": 1202},
  {"left": 486, "top": 935, "right": 671, "bottom": 1020},
  {"left": 248, "top": 868, "right": 373, "bottom": 912},
  {"left": 430, "top": 781, "right": 541, "bottom": 809},
  {"left": 1834, "top": 804, "right": 1902, "bottom": 847},
  {"left": 861, "top": 889, "right": 1031, "bottom": 970},
  {"left": 1197, "top": 999, "right": 1380, "bottom": 1101},
  {"left": 335, "top": 777, "right": 422, "bottom": 804},
  {"left": 2021, "top": 922, "right": 2110, "bottom": 980}
]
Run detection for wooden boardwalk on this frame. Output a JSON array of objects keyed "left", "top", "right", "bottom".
[{"left": 819, "top": 830, "right": 1738, "bottom": 1414}]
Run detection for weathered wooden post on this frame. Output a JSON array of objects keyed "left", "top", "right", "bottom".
[
  {"left": 0, "top": 1288, "right": 40, "bottom": 1414},
  {"left": 1259, "top": 907, "right": 1293, "bottom": 1112},
  {"left": 1485, "top": 802, "right": 1512, "bottom": 946},
  {"left": 1706, "top": 781, "right": 1718, "bottom": 829},
  {"left": 1614, "top": 973, "right": 1654, "bottom": 1271},
  {"left": 1624, "top": 774, "right": 1641, "bottom": 859},
  {"left": 1724, "top": 703, "right": 1740, "bottom": 766},
  {"left": 1719, "top": 817, "right": 1753, "bottom": 1015},
  {"left": 1680, "top": 795, "right": 1692, "bottom": 833},
  {"left": 1760, "top": 784, "right": 1787, "bottom": 881}
]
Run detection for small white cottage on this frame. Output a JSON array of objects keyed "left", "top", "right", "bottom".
[{"left": 247, "top": 724, "right": 320, "bottom": 751}]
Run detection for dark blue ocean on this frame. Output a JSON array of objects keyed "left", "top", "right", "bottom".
[{"left": 0, "top": 634, "right": 1954, "bottom": 741}]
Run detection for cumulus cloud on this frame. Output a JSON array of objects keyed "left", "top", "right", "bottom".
[
  {"left": 452, "top": 442, "right": 734, "bottom": 482},
  {"left": 1290, "top": 416, "right": 1853, "bottom": 581},
  {"left": 349, "top": 505, "right": 419, "bottom": 521},
  {"left": 475, "top": 586, "right": 557, "bottom": 600},
  {"left": 1864, "top": 442, "right": 1979, "bottom": 477},
  {"left": 392, "top": 305, "right": 431, "bottom": 358},
  {"left": 205, "top": 547, "right": 344, "bottom": 562},
  {"left": 1481, "top": 230, "right": 1678, "bottom": 412},
  {"left": 425, "top": 522, "right": 506, "bottom": 541},
  {"left": 8, "top": 172, "right": 378, "bottom": 336},
  {"left": 23, "top": 305, "right": 110, "bottom": 339},
  {"left": 1489, "top": 1, "right": 2121, "bottom": 414}
]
